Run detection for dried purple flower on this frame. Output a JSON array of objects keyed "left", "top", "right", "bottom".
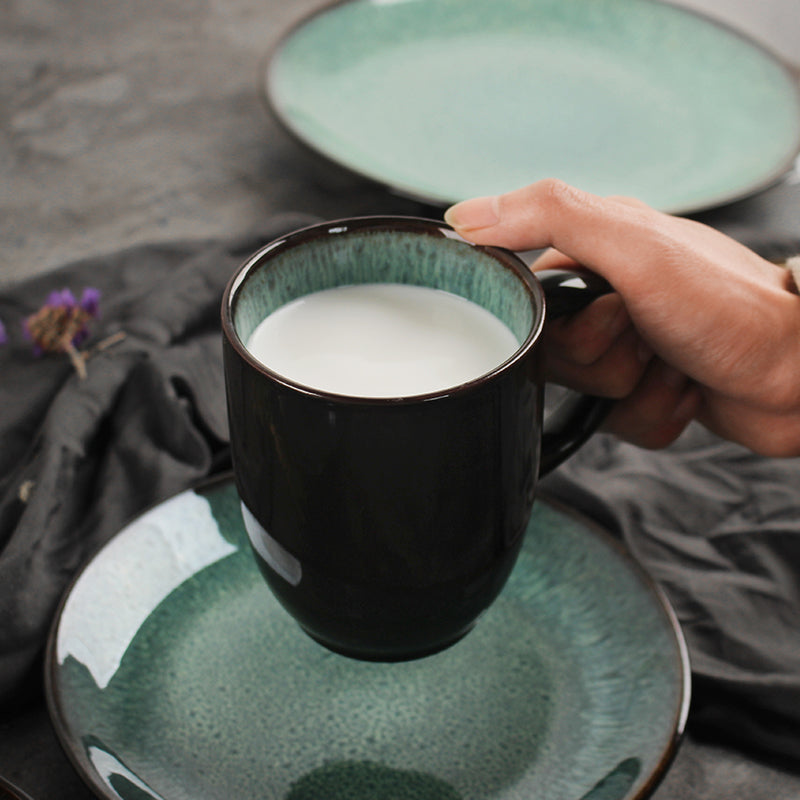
[{"left": 23, "top": 287, "right": 102, "bottom": 377}]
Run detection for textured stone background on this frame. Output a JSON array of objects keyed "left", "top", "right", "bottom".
[
  {"left": 0, "top": 0, "right": 427, "bottom": 286},
  {"left": 1, "top": 0, "right": 798, "bottom": 286}
]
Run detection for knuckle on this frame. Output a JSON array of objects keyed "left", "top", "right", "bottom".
[
  {"left": 607, "top": 195, "right": 650, "bottom": 209},
  {"left": 537, "top": 178, "right": 583, "bottom": 210}
]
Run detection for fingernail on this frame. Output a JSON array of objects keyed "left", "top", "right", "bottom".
[{"left": 444, "top": 196, "right": 500, "bottom": 231}]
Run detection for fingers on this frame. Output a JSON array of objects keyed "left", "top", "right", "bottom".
[
  {"left": 540, "top": 292, "right": 699, "bottom": 447},
  {"left": 445, "top": 179, "right": 668, "bottom": 295},
  {"left": 547, "top": 293, "right": 629, "bottom": 363},
  {"left": 602, "top": 360, "right": 701, "bottom": 450},
  {"left": 547, "top": 328, "right": 645, "bottom": 397},
  {"left": 544, "top": 305, "right": 699, "bottom": 448},
  {"left": 538, "top": 276, "right": 660, "bottom": 394}
]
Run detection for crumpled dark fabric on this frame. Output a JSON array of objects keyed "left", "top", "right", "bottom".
[
  {"left": 0, "top": 213, "right": 316, "bottom": 709},
  {"left": 0, "top": 215, "right": 799, "bottom": 773},
  {"left": 541, "top": 425, "right": 800, "bottom": 763}
]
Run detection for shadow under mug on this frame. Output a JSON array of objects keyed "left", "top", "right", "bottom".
[{"left": 222, "top": 216, "right": 610, "bottom": 661}]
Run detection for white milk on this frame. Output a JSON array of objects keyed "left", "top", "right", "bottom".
[{"left": 246, "top": 283, "right": 520, "bottom": 398}]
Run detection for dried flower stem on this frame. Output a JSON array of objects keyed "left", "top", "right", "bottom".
[
  {"left": 93, "top": 331, "right": 127, "bottom": 353},
  {"left": 63, "top": 341, "right": 88, "bottom": 380}
]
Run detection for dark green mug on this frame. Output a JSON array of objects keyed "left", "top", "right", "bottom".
[{"left": 222, "top": 216, "right": 609, "bottom": 661}]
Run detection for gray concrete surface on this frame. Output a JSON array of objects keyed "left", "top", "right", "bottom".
[{"left": 1, "top": 0, "right": 798, "bottom": 286}]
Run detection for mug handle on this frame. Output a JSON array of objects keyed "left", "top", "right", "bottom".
[{"left": 537, "top": 268, "right": 614, "bottom": 476}]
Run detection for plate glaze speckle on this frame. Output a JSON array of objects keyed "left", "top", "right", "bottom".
[
  {"left": 264, "top": 0, "right": 800, "bottom": 213},
  {"left": 46, "top": 476, "right": 689, "bottom": 800}
]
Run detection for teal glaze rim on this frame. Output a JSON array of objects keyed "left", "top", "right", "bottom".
[
  {"left": 221, "top": 215, "right": 546, "bottom": 405},
  {"left": 43, "top": 472, "right": 691, "bottom": 800},
  {"left": 259, "top": 0, "right": 800, "bottom": 215}
]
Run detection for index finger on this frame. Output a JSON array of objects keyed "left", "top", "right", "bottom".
[{"left": 444, "top": 179, "right": 679, "bottom": 296}]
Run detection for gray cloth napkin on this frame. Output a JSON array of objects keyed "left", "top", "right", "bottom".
[{"left": 0, "top": 215, "right": 316, "bottom": 707}]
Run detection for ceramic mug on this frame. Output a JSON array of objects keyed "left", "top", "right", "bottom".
[{"left": 221, "top": 216, "right": 610, "bottom": 661}]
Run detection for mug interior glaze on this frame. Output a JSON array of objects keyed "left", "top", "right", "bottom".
[{"left": 230, "top": 221, "right": 542, "bottom": 387}]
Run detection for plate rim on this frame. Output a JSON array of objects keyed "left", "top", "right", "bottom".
[
  {"left": 0, "top": 775, "right": 37, "bottom": 800},
  {"left": 44, "top": 472, "right": 691, "bottom": 800},
  {"left": 259, "top": 0, "right": 800, "bottom": 215}
]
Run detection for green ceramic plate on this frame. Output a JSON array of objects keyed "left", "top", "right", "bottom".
[
  {"left": 46, "top": 476, "right": 689, "bottom": 800},
  {"left": 263, "top": 0, "right": 800, "bottom": 213}
]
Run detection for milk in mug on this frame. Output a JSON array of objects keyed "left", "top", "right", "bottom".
[{"left": 245, "top": 283, "right": 520, "bottom": 398}]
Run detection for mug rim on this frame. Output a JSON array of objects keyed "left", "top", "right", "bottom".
[{"left": 221, "top": 215, "right": 546, "bottom": 404}]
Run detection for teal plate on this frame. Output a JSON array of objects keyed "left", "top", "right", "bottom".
[
  {"left": 263, "top": 0, "right": 800, "bottom": 214},
  {"left": 46, "top": 476, "right": 690, "bottom": 800}
]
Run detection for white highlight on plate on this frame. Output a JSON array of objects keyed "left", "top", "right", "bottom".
[
  {"left": 87, "top": 745, "right": 166, "bottom": 799},
  {"left": 56, "top": 492, "right": 236, "bottom": 689}
]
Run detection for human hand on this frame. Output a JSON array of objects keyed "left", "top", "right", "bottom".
[{"left": 445, "top": 180, "right": 800, "bottom": 456}]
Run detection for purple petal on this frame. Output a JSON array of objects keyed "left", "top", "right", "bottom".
[
  {"left": 80, "top": 287, "right": 101, "bottom": 317},
  {"left": 0, "top": 319, "right": 7, "bottom": 345},
  {"left": 48, "top": 288, "right": 77, "bottom": 309}
]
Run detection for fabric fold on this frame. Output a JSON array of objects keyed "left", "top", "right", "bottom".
[{"left": 0, "top": 216, "right": 316, "bottom": 707}]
